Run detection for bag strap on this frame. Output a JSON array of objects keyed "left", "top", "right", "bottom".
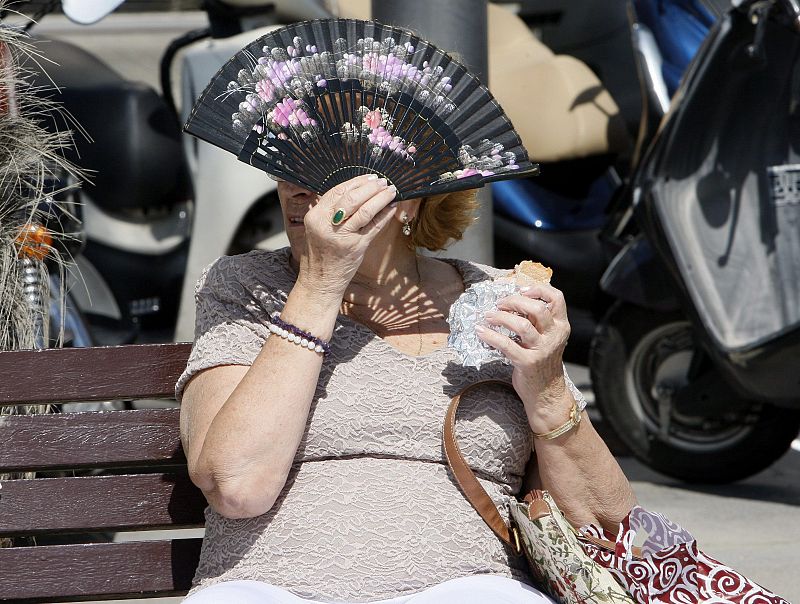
[
  {"left": 443, "top": 379, "right": 521, "bottom": 552},
  {"left": 444, "top": 380, "right": 643, "bottom": 560}
]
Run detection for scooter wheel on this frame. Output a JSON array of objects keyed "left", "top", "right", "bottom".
[{"left": 590, "top": 302, "right": 800, "bottom": 483}]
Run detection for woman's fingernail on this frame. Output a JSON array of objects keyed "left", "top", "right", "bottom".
[
  {"left": 475, "top": 325, "right": 487, "bottom": 335},
  {"left": 388, "top": 185, "right": 397, "bottom": 194},
  {"left": 520, "top": 286, "right": 531, "bottom": 293},
  {"left": 367, "top": 174, "right": 378, "bottom": 180},
  {"left": 379, "top": 178, "right": 388, "bottom": 186},
  {"left": 484, "top": 311, "right": 497, "bottom": 319}
]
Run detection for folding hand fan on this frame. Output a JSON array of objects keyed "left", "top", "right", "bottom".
[{"left": 185, "top": 18, "right": 539, "bottom": 200}]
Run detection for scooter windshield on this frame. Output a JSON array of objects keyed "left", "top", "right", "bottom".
[{"left": 643, "top": 7, "right": 800, "bottom": 352}]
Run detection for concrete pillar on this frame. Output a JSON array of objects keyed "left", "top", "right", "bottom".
[{"left": 372, "top": 0, "right": 493, "bottom": 265}]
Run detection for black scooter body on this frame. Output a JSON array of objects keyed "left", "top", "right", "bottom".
[
  {"left": 27, "top": 39, "right": 192, "bottom": 211},
  {"left": 590, "top": 1, "right": 800, "bottom": 482},
  {"left": 26, "top": 38, "right": 193, "bottom": 338},
  {"left": 607, "top": 5, "right": 800, "bottom": 407}
]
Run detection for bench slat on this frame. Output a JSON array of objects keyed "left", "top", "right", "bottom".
[
  {"left": 0, "top": 474, "right": 206, "bottom": 536},
  {"left": 0, "top": 539, "right": 202, "bottom": 602},
  {"left": 0, "top": 343, "right": 191, "bottom": 406},
  {"left": 0, "top": 408, "right": 184, "bottom": 472}
]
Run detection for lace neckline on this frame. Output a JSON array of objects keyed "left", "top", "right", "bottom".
[{"left": 276, "top": 247, "right": 490, "bottom": 360}]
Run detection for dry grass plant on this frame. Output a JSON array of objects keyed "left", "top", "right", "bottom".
[{"left": 0, "top": 3, "right": 85, "bottom": 546}]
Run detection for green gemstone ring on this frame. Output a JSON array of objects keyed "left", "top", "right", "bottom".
[{"left": 331, "top": 208, "right": 348, "bottom": 226}]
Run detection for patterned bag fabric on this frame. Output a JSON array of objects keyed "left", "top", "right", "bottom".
[
  {"left": 508, "top": 491, "right": 636, "bottom": 603},
  {"left": 580, "top": 506, "right": 791, "bottom": 604},
  {"left": 443, "top": 381, "right": 635, "bottom": 604},
  {"left": 444, "top": 381, "right": 790, "bottom": 604}
]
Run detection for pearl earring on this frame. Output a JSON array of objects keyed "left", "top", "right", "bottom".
[{"left": 401, "top": 213, "right": 412, "bottom": 236}]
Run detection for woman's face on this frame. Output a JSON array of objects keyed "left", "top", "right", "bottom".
[{"left": 276, "top": 180, "right": 318, "bottom": 253}]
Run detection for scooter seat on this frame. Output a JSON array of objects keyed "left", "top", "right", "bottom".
[
  {"left": 333, "top": 0, "right": 633, "bottom": 162},
  {"left": 26, "top": 38, "right": 193, "bottom": 212},
  {"left": 26, "top": 37, "right": 126, "bottom": 88}
]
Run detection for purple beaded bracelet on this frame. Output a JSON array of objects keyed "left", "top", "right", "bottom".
[{"left": 269, "top": 314, "right": 331, "bottom": 356}]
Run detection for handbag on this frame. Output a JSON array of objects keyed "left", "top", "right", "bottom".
[
  {"left": 581, "top": 508, "right": 791, "bottom": 604},
  {"left": 444, "top": 380, "right": 791, "bottom": 604},
  {"left": 443, "top": 380, "right": 636, "bottom": 604}
]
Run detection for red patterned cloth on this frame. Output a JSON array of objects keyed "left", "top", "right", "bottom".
[{"left": 580, "top": 507, "right": 789, "bottom": 604}]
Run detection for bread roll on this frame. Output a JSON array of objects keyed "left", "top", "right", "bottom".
[{"left": 496, "top": 260, "right": 553, "bottom": 286}]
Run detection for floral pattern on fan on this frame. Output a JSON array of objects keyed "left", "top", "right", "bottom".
[
  {"left": 437, "top": 140, "right": 522, "bottom": 182},
  {"left": 229, "top": 34, "right": 456, "bottom": 136},
  {"left": 185, "top": 19, "right": 540, "bottom": 198},
  {"left": 340, "top": 106, "right": 415, "bottom": 160},
  {"left": 263, "top": 97, "right": 318, "bottom": 142},
  {"left": 225, "top": 30, "right": 521, "bottom": 182}
]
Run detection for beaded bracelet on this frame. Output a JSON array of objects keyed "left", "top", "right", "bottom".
[{"left": 268, "top": 314, "right": 331, "bottom": 356}]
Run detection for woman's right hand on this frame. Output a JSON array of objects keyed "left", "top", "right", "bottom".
[{"left": 298, "top": 174, "right": 397, "bottom": 297}]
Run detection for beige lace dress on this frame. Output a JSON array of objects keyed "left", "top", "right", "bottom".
[{"left": 175, "top": 247, "right": 582, "bottom": 603}]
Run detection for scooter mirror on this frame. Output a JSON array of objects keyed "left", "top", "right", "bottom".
[{"left": 62, "top": 0, "right": 125, "bottom": 25}]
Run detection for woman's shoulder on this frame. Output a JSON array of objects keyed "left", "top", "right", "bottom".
[
  {"left": 439, "top": 256, "right": 512, "bottom": 286},
  {"left": 196, "top": 247, "right": 295, "bottom": 299}
]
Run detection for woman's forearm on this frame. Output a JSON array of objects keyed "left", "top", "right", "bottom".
[
  {"left": 532, "top": 389, "right": 637, "bottom": 531},
  {"left": 194, "top": 279, "right": 341, "bottom": 518},
  {"left": 476, "top": 283, "right": 635, "bottom": 531},
  {"left": 190, "top": 176, "right": 398, "bottom": 518}
]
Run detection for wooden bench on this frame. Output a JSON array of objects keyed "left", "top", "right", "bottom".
[{"left": 0, "top": 343, "right": 208, "bottom": 602}]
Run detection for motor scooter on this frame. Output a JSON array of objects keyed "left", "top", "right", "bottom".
[
  {"left": 591, "top": 0, "right": 800, "bottom": 482},
  {"left": 10, "top": 0, "right": 327, "bottom": 345},
  {"left": 5, "top": 1, "right": 193, "bottom": 344}
]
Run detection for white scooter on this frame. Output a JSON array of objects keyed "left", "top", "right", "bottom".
[
  {"left": 173, "top": 0, "right": 331, "bottom": 341},
  {"left": 26, "top": 0, "right": 331, "bottom": 344}
]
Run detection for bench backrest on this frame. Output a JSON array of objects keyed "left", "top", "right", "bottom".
[{"left": 0, "top": 343, "right": 206, "bottom": 602}]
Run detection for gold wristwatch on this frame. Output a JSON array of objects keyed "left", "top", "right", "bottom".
[{"left": 531, "top": 398, "right": 582, "bottom": 441}]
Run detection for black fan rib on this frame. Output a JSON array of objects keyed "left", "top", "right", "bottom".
[{"left": 184, "top": 18, "right": 539, "bottom": 200}]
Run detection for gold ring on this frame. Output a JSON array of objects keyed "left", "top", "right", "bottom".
[{"left": 331, "top": 208, "right": 348, "bottom": 226}]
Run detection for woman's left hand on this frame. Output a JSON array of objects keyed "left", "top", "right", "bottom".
[{"left": 475, "top": 283, "right": 573, "bottom": 432}]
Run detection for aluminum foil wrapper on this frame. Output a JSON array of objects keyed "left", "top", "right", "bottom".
[{"left": 447, "top": 279, "right": 521, "bottom": 368}]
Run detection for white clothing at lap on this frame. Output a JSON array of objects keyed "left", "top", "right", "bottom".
[{"left": 182, "top": 575, "right": 554, "bottom": 603}]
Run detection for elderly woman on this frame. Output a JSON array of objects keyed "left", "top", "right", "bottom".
[{"left": 177, "top": 175, "right": 637, "bottom": 603}]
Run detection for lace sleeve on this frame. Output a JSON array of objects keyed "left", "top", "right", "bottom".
[
  {"left": 174, "top": 256, "right": 275, "bottom": 402},
  {"left": 564, "top": 363, "right": 588, "bottom": 412}
]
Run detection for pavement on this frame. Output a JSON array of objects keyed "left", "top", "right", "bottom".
[{"left": 24, "top": 11, "right": 800, "bottom": 604}]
